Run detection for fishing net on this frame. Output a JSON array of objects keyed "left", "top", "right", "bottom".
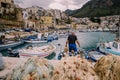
[
  {"left": 51, "top": 56, "right": 99, "bottom": 80},
  {"left": 5, "top": 56, "right": 54, "bottom": 80},
  {"left": 95, "top": 54, "right": 120, "bottom": 80}
]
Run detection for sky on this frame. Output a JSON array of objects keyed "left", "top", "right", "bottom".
[{"left": 14, "top": 0, "right": 89, "bottom": 11}]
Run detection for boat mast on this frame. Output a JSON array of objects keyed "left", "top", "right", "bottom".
[{"left": 116, "top": 16, "right": 120, "bottom": 39}]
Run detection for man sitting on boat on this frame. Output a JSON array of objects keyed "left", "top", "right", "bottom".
[
  {"left": 104, "top": 41, "right": 111, "bottom": 49},
  {"left": 65, "top": 32, "right": 80, "bottom": 56},
  {"left": 0, "top": 35, "right": 5, "bottom": 44},
  {"left": 7, "top": 48, "right": 19, "bottom": 57}
]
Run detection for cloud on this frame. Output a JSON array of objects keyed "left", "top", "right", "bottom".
[
  {"left": 49, "top": 0, "right": 89, "bottom": 10},
  {"left": 14, "top": 0, "right": 89, "bottom": 11},
  {"left": 49, "top": 2, "right": 66, "bottom": 10},
  {"left": 14, "top": 0, "right": 54, "bottom": 9}
]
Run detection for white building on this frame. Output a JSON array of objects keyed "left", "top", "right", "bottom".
[{"left": 22, "top": 10, "right": 29, "bottom": 20}]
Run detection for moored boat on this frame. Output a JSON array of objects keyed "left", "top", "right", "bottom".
[
  {"left": 86, "top": 50, "right": 106, "bottom": 62},
  {"left": 97, "top": 39, "right": 120, "bottom": 56},
  {"left": 25, "top": 39, "right": 47, "bottom": 44},
  {"left": 18, "top": 44, "right": 56, "bottom": 58},
  {"left": 0, "top": 41, "right": 24, "bottom": 51},
  {"left": 97, "top": 20, "right": 120, "bottom": 56}
]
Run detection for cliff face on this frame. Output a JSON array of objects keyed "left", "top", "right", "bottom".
[
  {"left": 64, "top": 9, "right": 77, "bottom": 16},
  {"left": 67, "top": 0, "right": 120, "bottom": 17},
  {"left": 90, "top": 0, "right": 113, "bottom": 8}
]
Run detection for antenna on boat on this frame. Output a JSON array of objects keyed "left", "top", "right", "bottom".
[
  {"left": 116, "top": 16, "right": 120, "bottom": 39},
  {"left": 57, "top": 43, "right": 62, "bottom": 52}
]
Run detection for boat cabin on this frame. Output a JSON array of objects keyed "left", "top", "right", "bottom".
[{"left": 112, "top": 41, "right": 120, "bottom": 51}]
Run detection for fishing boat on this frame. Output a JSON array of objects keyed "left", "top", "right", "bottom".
[
  {"left": 97, "top": 39, "right": 120, "bottom": 56},
  {"left": 0, "top": 33, "right": 24, "bottom": 50},
  {"left": 97, "top": 19, "right": 120, "bottom": 56},
  {"left": 85, "top": 50, "right": 106, "bottom": 62},
  {"left": 7, "top": 48, "right": 19, "bottom": 57},
  {"left": 18, "top": 44, "right": 56, "bottom": 58},
  {"left": 0, "top": 41, "right": 24, "bottom": 51},
  {"left": 25, "top": 33, "right": 48, "bottom": 44},
  {"left": 25, "top": 39, "right": 47, "bottom": 44}
]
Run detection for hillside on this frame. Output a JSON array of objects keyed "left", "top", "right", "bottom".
[
  {"left": 64, "top": 9, "right": 77, "bottom": 16},
  {"left": 68, "top": 0, "right": 120, "bottom": 17}
]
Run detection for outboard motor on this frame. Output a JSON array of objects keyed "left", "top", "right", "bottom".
[
  {"left": 47, "top": 37, "right": 53, "bottom": 42},
  {"left": 7, "top": 48, "right": 19, "bottom": 57}
]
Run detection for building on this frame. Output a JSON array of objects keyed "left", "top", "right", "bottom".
[
  {"left": 0, "top": 0, "right": 23, "bottom": 29},
  {"left": 40, "top": 16, "right": 54, "bottom": 29}
]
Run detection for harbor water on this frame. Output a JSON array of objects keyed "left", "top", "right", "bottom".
[{"left": 0, "top": 31, "right": 115, "bottom": 59}]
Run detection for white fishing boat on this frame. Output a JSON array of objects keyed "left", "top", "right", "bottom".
[
  {"left": 25, "top": 39, "right": 47, "bottom": 44},
  {"left": 97, "top": 19, "right": 120, "bottom": 56},
  {"left": 25, "top": 33, "right": 48, "bottom": 44},
  {"left": 97, "top": 39, "right": 120, "bottom": 56},
  {"left": 0, "top": 41, "right": 24, "bottom": 51},
  {"left": 18, "top": 44, "right": 56, "bottom": 58}
]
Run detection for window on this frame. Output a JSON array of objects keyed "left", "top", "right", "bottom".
[
  {"left": 1, "top": 3, "right": 7, "bottom": 8},
  {"left": 113, "top": 42, "right": 118, "bottom": 49}
]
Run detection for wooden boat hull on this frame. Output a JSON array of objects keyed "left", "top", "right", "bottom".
[{"left": 19, "top": 45, "right": 56, "bottom": 58}]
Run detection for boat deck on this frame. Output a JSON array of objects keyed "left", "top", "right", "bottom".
[{"left": 88, "top": 51, "right": 105, "bottom": 60}]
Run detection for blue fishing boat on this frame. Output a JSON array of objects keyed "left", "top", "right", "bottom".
[{"left": 86, "top": 50, "right": 106, "bottom": 62}]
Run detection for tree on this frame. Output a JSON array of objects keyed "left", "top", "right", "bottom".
[
  {"left": 65, "top": 17, "right": 71, "bottom": 24},
  {"left": 90, "top": 17, "right": 101, "bottom": 24},
  {"left": 73, "top": 23, "right": 77, "bottom": 30}
]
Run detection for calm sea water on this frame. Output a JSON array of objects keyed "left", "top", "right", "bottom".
[{"left": 0, "top": 31, "right": 115, "bottom": 60}]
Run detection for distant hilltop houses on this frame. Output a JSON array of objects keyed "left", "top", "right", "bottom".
[
  {"left": 22, "top": 6, "right": 68, "bottom": 31},
  {"left": 0, "top": 0, "right": 68, "bottom": 31},
  {"left": 0, "top": 0, "right": 23, "bottom": 29},
  {"left": 69, "top": 15, "right": 120, "bottom": 31}
]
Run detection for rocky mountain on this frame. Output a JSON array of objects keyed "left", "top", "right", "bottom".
[
  {"left": 68, "top": 0, "right": 120, "bottom": 17},
  {"left": 64, "top": 9, "right": 77, "bottom": 16}
]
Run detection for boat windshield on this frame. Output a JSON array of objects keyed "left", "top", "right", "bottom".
[{"left": 113, "top": 42, "right": 118, "bottom": 49}]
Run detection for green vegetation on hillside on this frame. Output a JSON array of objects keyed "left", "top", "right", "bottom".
[{"left": 70, "top": 0, "right": 120, "bottom": 17}]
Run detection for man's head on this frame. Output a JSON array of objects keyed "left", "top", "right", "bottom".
[{"left": 71, "top": 32, "right": 75, "bottom": 35}]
